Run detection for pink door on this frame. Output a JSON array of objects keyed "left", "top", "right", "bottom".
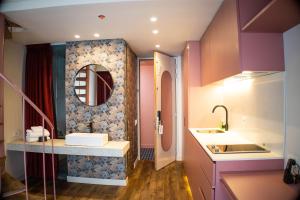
[{"left": 154, "top": 52, "right": 176, "bottom": 170}]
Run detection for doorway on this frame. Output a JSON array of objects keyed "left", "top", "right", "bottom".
[
  {"left": 139, "top": 59, "right": 155, "bottom": 161},
  {"left": 138, "top": 52, "right": 178, "bottom": 170}
]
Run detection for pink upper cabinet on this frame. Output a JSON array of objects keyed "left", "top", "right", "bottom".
[
  {"left": 240, "top": 0, "right": 300, "bottom": 33},
  {"left": 200, "top": 0, "right": 285, "bottom": 86},
  {"left": 200, "top": 0, "right": 241, "bottom": 85},
  {"left": 237, "top": 0, "right": 272, "bottom": 29}
]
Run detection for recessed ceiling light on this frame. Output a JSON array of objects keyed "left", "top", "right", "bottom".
[
  {"left": 94, "top": 33, "right": 100, "bottom": 38},
  {"left": 152, "top": 29, "right": 159, "bottom": 34},
  {"left": 150, "top": 17, "right": 157, "bottom": 22},
  {"left": 74, "top": 34, "right": 80, "bottom": 39},
  {"left": 155, "top": 44, "right": 160, "bottom": 48}
]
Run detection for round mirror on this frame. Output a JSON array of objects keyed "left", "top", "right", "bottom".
[{"left": 74, "top": 64, "right": 114, "bottom": 106}]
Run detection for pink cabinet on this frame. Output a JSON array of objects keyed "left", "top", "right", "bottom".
[
  {"left": 240, "top": 0, "right": 300, "bottom": 33},
  {"left": 200, "top": 0, "right": 285, "bottom": 86},
  {"left": 184, "top": 130, "right": 284, "bottom": 200},
  {"left": 221, "top": 171, "right": 300, "bottom": 200},
  {"left": 200, "top": 0, "right": 240, "bottom": 85},
  {"left": 184, "top": 130, "right": 215, "bottom": 200},
  {"left": 214, "top": 159, "right": 284, "bottom": 200},
  {"left": 182, "top": 41, "right": 201, "bottom": 129}
]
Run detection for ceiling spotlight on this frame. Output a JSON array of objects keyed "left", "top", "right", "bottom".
[
  {"left": 155, "top": 44, "right": 160, "bottom": 48},
  {"left": 152, "top": 29, "right": 159, "bottom": 34},
  {"left": 74, "top": 34, "right": 80, "bottom": 39},
  {"left": 150, "top": 17, "right": 157, "bottom": 22},
  {"left": 94, "top": 33, "right": 100, "bottom": 37}
]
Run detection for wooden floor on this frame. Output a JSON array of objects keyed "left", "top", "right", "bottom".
[{"left": 3, "top": 161, "right": 193, "bottom": 200}]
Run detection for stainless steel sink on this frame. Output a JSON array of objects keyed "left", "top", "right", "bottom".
[
  {"left": 207, "top": 144, "right": 270, "bottom": 154},
  {"left": 196, "top": 129, "right": 225, "bottom": 134}
]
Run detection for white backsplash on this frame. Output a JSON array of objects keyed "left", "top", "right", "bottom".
[{"left": 194, "top": 72, "right": 284, "bottom": 155}]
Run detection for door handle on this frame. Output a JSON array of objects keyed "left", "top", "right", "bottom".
[
  {"left": 156, "top": 111, "right": 161, "bottom": 130},
  {"left": 157, "top": 110, "right": 161, "bottom": 121}
]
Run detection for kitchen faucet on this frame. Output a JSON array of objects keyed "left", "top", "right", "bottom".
[{"left": 212, "top": 105, "right": 229, "bottom": 131}]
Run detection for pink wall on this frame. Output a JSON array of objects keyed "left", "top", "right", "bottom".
[{"left": 140, "top": 60, "right": 154, "bottom": 148}]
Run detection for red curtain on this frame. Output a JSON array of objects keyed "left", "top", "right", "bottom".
[
  {"left": 25, "top": 43, "right": 57, "bottom": 179},
  {"left": 96, "top": 71, "right": 113, "bottom": 104}
]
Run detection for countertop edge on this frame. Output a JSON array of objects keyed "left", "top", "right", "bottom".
[{"left": 6, "top": 139, "right": 130, "bottom": 157}]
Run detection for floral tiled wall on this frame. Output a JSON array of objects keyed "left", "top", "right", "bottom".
[
  {"left": 125, "top": 46, "right": 138, "bottom": 173},
  {"left": 65, "top": 39, "right": 137, "bottom": 179}
]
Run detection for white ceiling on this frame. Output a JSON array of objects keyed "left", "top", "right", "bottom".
[{"left": 1, "top": 0, "right": 222, "bottom": 57}]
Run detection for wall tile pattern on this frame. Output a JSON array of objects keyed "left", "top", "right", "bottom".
[
  {"left": 65, "top": 39, "right": 136, "bottom": 179},
  {"left": 125, "top": 46, "right": 138, "bottom": 173},
  {"left": 68, "top": 155, "right": 126, "bottom": 179}
]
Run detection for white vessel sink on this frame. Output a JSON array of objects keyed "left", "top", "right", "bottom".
[{"left": 65, "top": 133, "right": 108, "bottom": 147}]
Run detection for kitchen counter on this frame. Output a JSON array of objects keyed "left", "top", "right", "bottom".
[
  {"left": 6, "top": 139, "right": 129, "bottom": 157},
  {"left": 189, "top": 128, "right": 283, "bottom": 161}
]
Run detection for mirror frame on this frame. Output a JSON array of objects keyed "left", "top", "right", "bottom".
[{"left": 73, "top": 64, "right": 114, "bottom": 107}]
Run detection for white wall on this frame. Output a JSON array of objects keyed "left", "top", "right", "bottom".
[
  {"left": 3, "top": 40, "right": 25, "bottom": 179},
  {"left": 284, "top": 24, "right": 300, "bottom": 165},
  {"left": 191, "top": 72, "right": 285, "bottom": 155},
  {"left": 222, "top": 73, "right": 284, "bottom": 155},
  {"left": 175, "top": 56, "right": 183, "bottom": 161}
]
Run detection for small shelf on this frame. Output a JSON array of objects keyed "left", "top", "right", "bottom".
[{"left": 242, "top": 0, "right": 300, "bottom": 32}]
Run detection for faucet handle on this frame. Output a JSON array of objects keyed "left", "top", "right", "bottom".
[{"left": 221, "top": 122, "right": 228, "bottom": 131}]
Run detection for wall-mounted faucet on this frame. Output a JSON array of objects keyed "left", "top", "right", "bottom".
[
  {"left": 87, "top": 122, "right": 93, "bottom": 133},
  {"left": 212, "top": 105, "right": 229, "bottom": 131}
]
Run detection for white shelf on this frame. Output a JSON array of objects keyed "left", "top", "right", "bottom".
[{"left": 6, "top": 139, "right": 129, "bottom": 157}]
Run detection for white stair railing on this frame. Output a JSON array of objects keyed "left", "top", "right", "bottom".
[{"left": 0, "top": 72, "right": 56, "bottom": 200}]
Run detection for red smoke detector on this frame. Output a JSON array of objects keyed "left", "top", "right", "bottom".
[{"left": 98, "top": 15, "right": 106, "bottom": 20}]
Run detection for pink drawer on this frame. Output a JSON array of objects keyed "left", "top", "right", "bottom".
[
  {"left": 195, "top": 137, "right": 215, "bottom": 187},
  {"left": 198, "top": 165, "right": 215, "bottom": 200}
]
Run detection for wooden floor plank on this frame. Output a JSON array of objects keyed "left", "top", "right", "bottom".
[{"left": 3, "top": 160, "right": 193, "bottom": 200}]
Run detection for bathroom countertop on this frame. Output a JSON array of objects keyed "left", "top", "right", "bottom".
[
  {"left": 189, "top": 128, "right": 283, "bottom": 162},
  {"left": 6, "top": 139, "right": 129, "bottom": 157}
]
